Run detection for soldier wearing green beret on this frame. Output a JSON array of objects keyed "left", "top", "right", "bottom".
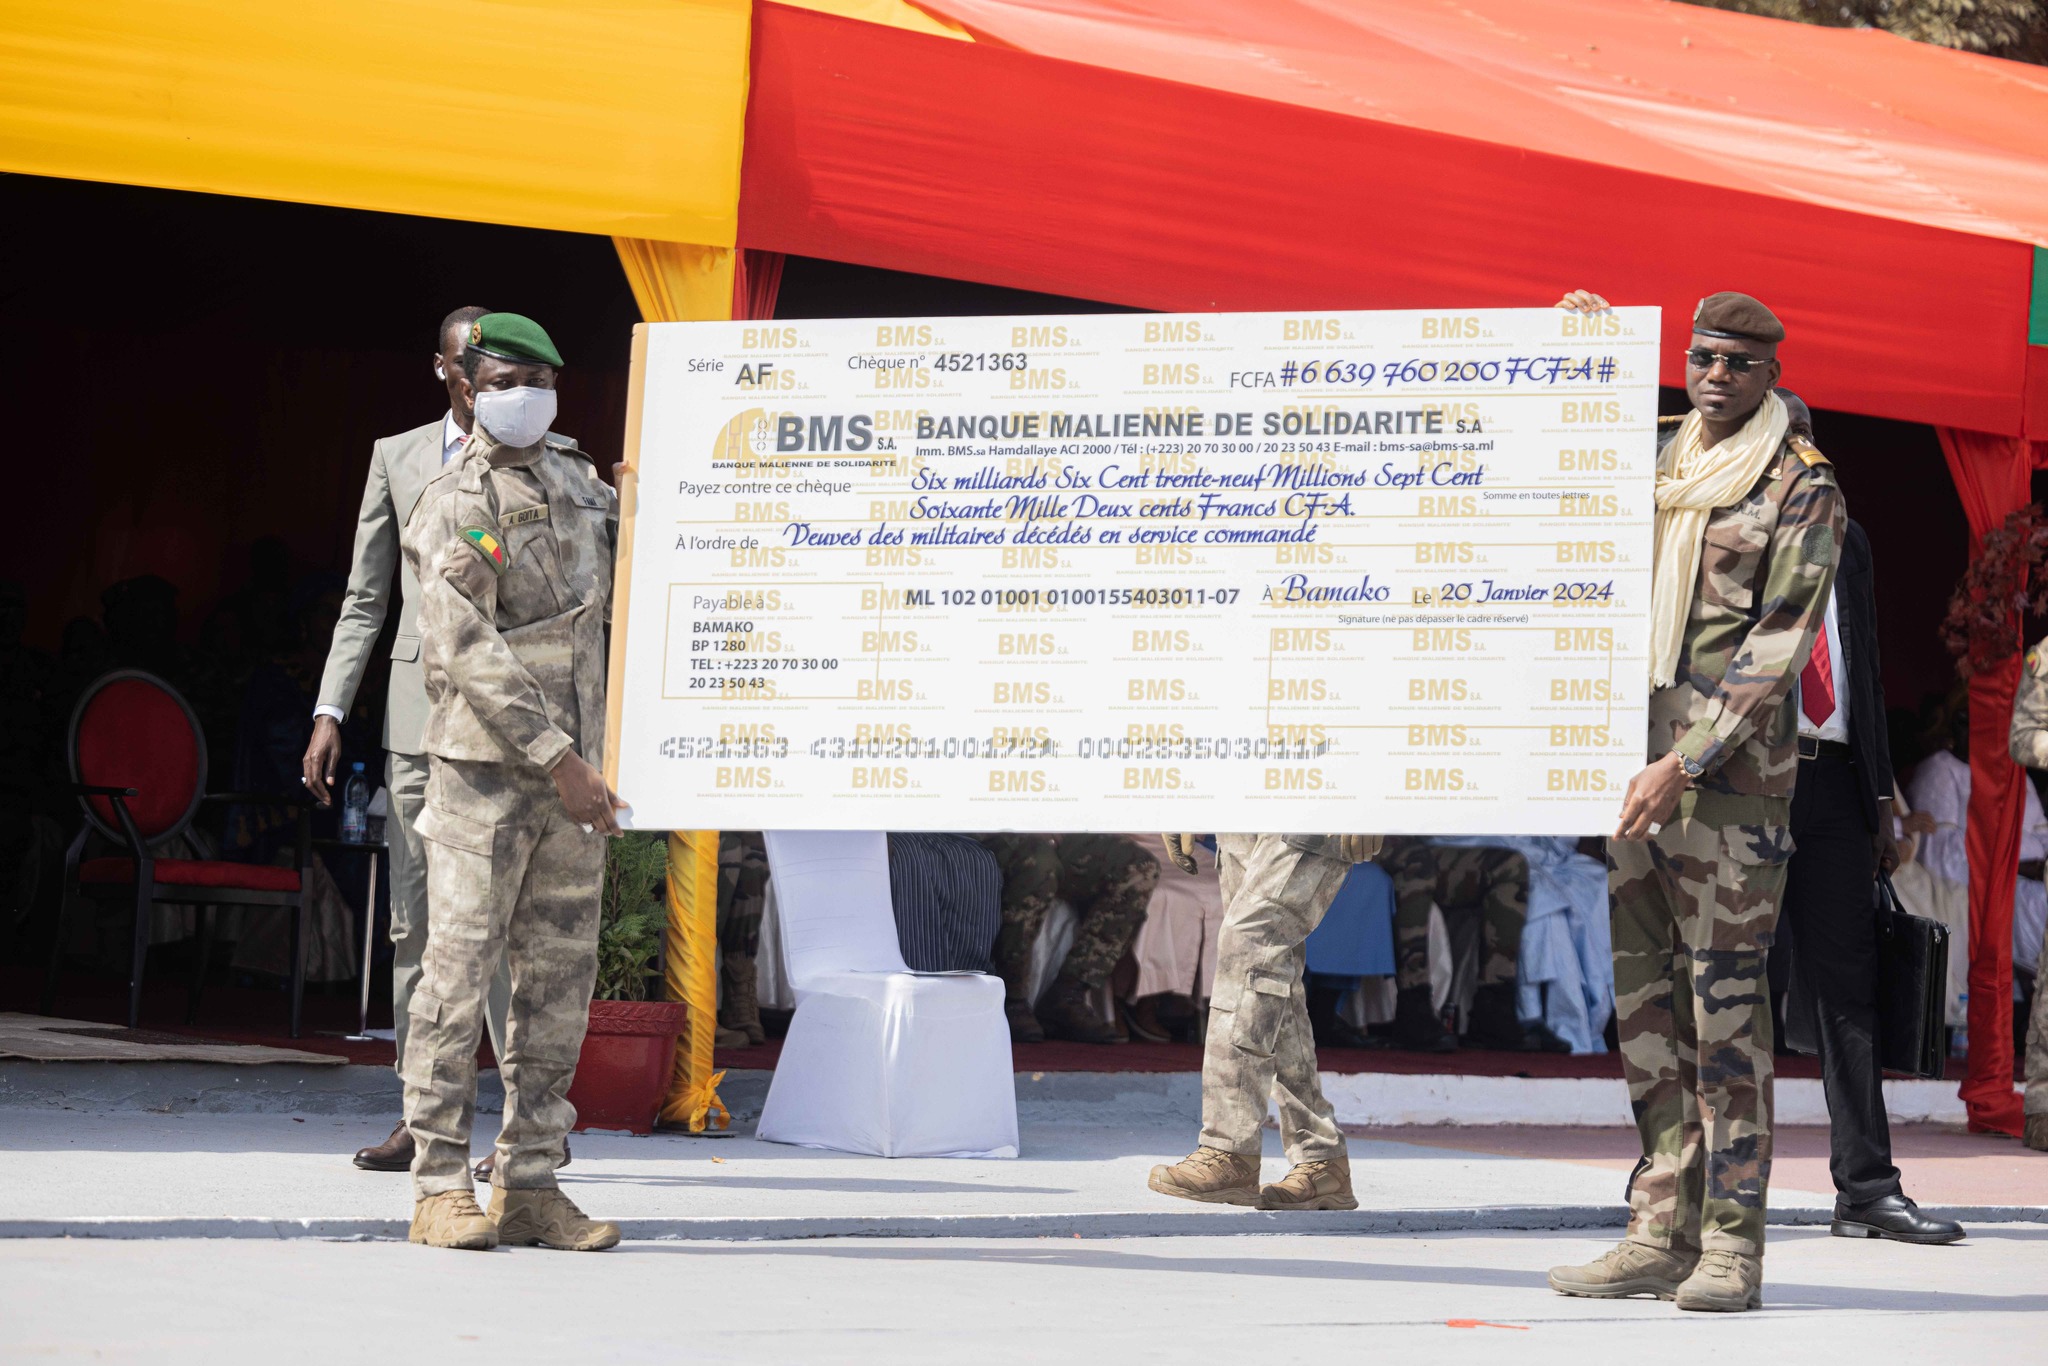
[
  {"left": 1547, "top": 290, "right": 1844, "bottom": 1311},
  {"left": 397, "top": 312, "right": 627, "bottom": 1252}
]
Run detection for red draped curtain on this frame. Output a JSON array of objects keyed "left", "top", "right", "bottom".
[{"left": 1936, "top": 427, "right": 2039, "bottom": 1135}]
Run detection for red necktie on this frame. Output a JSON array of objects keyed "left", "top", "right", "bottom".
[{"left": 1801, "top": 627, "right": 1837, "bottom": 727}]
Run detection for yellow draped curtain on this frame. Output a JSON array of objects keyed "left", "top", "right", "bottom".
[{"left": 613, "top": 238, "right": 741, "bottom": 1133}]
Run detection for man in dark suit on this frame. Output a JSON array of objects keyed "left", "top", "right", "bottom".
[
  {"left": 1779, "top": 397, "right": 1962, "bottom": 1244},
  {"left": 305, "top": 306, "right": 517, "bottom": 1174}
]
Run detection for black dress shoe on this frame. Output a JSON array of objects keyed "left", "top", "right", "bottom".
[
  {"left": 1831, "top": 1193, "right": 1965, "bottom": 1245},
  {"left": 352, "top": 1121, "right": 414, "bottom": 1173}
]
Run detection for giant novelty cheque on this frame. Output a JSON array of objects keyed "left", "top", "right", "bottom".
[{"left": 603, "top": 307, "right": 1660, "bottom": 834}]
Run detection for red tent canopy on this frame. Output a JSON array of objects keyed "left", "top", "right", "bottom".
[
  {"left": 743, "top": 0, "right": 2045, "bottom": 1132},
  {"left": 742, "top": 0, "right": 2048, "bottom": 436}
]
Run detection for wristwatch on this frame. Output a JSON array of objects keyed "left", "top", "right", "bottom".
[{"left": 1675, "top": 753, "right": 1706, "bottom": 780}]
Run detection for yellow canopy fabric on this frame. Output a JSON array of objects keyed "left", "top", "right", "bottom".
[
  {"left": 0, "top": 0, "right": 749, "bottom": 244},
  {"left": 614, "top": 239, "right": 738, "bottom": 324}
]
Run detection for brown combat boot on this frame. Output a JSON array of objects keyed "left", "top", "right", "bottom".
[
  {"left": 489, "top": 1186, "right": 621, "bottom": 1251},
  {"left": 1147, "top": 1147, "right": 1261, "bottom": 1206},
  {"left": 1038, "top": 985, "right": 1125, "bottom": 1044},
  {"left": 1547, "top": 1240, "right": 1697, "bottom": 1300},
  {"left": 2025, "top": 1114, "right": 2048, "bottom": 1153},
  {"left": 720, "top": 952, "right": 766, "bottom": 1046},
  {"left": 1675, "top": 1250, "right": 1763, "bottom": 1312},
  {"left": 1259, "top": 1156, "right": 1358, "bottom": 1211},
  {"left": 409, "top": 1189, "right": 497, "bottom": 1251}
]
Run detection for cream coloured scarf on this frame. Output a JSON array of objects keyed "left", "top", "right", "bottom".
[{"left": 1647, "top": 390, "right": 1787, "bottom": 687}]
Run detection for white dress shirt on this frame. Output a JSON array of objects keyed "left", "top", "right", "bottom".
[
  {"left": 313, "top": 413, "right": 466, "bottom": 725},
  {"left": 1796, "top": 588, "right": 1850, "bottom": 744},
  {"left": 439, "top": 410, "right": 467, "bottom": 465}
]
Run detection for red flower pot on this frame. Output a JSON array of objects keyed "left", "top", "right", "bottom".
[{"left": 566, "top": 999, "right": 686, "bottom": 1135}]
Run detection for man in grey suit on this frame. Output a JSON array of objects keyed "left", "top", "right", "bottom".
[{"left": 304, "top": 306, "right": 514, "bottom": 1172}]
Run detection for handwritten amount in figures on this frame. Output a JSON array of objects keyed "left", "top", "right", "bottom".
[{"left": 1266, "top": 355, "right": 1622, "bottom": 388}]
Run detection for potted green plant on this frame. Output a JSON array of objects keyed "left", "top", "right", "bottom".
[{"left": 565, "top": 832, "right": 686, "bottom": 1134}]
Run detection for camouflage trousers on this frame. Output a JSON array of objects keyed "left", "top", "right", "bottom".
[
  {"left": 1198, "top": 834, "right": 1350, "bottom": 1164},
  {"left": 2028, "top": 916, "right": 2048, "bottom": 1117},
  {"left": 718, "top": 832, "right": 769, "bottom": 959},
  {"left": 402, "top": 757, "right": 603, "bottom": 1200},
  {"left": 981, "top": 834, "right": 1158, "bottom": 997},
  {"left": 1384, "top": 841, "right": 1527, "bottom": 992},
  {"left": 1609, "top": 813, "right": 1791, "bottom": 1256}
]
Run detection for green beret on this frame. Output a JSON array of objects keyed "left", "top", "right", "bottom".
[
  {"left": 1692, "top": 292, "right": 1784, "bottom": 344},
  {"left": 467, "top": 312, "right": 563, "bottom": 367}
]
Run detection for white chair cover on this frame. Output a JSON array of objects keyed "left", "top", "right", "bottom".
[{"left": 756, "top": 831, "right": 1019, "bottom": 1159}]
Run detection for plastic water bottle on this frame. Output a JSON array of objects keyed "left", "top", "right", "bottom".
[{"left": 341, "top": 762, "right": 371, "bottom": 844}]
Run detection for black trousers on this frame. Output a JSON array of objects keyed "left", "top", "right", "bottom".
[{"left": 1784, "top": 750, "right": 1901, "bottom": 1207}]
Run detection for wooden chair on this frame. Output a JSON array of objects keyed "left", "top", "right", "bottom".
[{"left": 41, "top": 670, "right": 313, "bottom": 1036}]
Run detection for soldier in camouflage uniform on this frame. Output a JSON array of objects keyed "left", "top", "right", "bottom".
[
  {"left": 717, "top": 832, "right": 770, "bottom": 1047},
  {"left": 1549, "top": 291, "right": 1843, "bottom": 1311},
  {"left": 397, "top": 313, "right": 624, "bottom": 1253},
  {"left": 979, "top": 833, "right": 1158, "bottom": 1044},
  {"left": 1148, "top": 832, "right": 1381, "bottom": 1211},
  {"left": 2007, "top": 639, "right": 2048, "bottom": 1154},
  {"left": 1380, "top": 837, "right": 1540, "bottom": 1052}
]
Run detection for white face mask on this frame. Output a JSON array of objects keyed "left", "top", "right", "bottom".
[{"left": 473, "top": 385, "right": 557, "bottom": 449}]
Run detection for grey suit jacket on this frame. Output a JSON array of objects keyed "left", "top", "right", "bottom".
[{"left": 318, "top": 419, "right": 445, "bottom": 755}]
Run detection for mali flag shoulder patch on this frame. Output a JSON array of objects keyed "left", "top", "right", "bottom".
[{"left": 461, "top": 525, "right": 509, "bottom": 573}]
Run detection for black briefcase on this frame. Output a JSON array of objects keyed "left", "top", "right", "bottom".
[
  {"left": 1780, "top": 872, "right": 1949, "bottom": 1080},
  {"left": 1872, "top": 871, "right": 1949, "bottom": 1080}
]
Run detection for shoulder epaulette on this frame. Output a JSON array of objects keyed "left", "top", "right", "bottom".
[
  {"left": 1788, "top": 433, "right": 1830, "bottom": 468},
  {"left": 1656, "top": 415, "right": 1685, "bottom": 429},
  {"left": 542, "top": 432, "right": 584, "bottom": 456}
]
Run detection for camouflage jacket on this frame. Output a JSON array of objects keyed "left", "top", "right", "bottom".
[
  {"left": 401, "top": 430, "right": 617, "bottom": 773},
  {"left": 2010, "top": 636, "right": 2048, "bottom": 769},
  {"left": 1651, "top": 421, "right": 1844, "bottom": 818}
]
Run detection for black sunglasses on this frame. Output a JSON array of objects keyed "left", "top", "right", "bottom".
[{"left": 1685, "top": 347, "right": 1770, "bottom": 375}]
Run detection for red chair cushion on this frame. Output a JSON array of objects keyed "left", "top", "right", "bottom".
[
  {"left": 75, "top": 677, "right": 202, "bottom": 840},
  {"left": 79, "top": 858, "right": 301, "bottom": 893}
]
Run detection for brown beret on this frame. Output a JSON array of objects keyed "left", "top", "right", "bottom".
[{"left": 1692, "top": 291, "right": 1785, "bottom": 344}]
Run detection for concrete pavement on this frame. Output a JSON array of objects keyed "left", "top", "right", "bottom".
[
  {"left": 4, "top": 1064, "right": 2041, "bottom": 1240},
  {"left": 5, "top": 1228, "right": 2043, "bottom": 1364}
]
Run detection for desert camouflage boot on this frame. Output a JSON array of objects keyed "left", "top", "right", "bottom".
[
  {"left": 409, "top": 1189, "right": 497, "bottom": 1251},
  {"left": 1675, "top": 1250, "right": 1763, "bottom": 1312},
  {"left": 1147, "top": 1146, "right": 1261, "bottom": 1206},
  {"left": 1547, "top": 1240, "right": 1697, "bottom": 1300},
  {"left": 490, "top": 1187, "right": 621, "bottom": 1251},
  {"left": 1259, "top": 1157, "right": 1358, "bottom": 1211},
  {"left": 2025, "top": 1114, "right": 2048, "bottom": 1153}
]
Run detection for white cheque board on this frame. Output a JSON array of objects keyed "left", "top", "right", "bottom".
[{"left": 604, "top": 307, "right": 1659, "bottom": 834}]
